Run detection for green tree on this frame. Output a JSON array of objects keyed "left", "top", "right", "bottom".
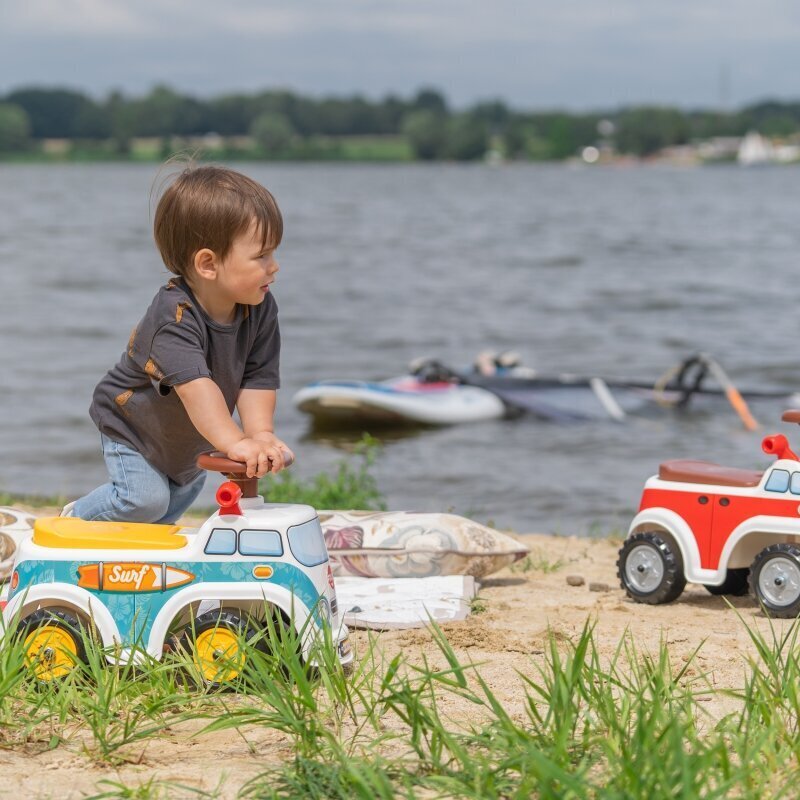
[
  {"left": 502, "top": 117, "right": 536, "bottom": 159},
  {"left": 402, "top": 110, "right": 446, "bottom": 160},
  {"left": 0, "top": 103, "right": 31, "bottom": 151},
  {"left": 445, "top": 114, "right": 488, "bottom": 160},
  {"left": 544, "top": 114, "right": 579, "bottom": 159},
  {"left": 207, "top": 93, "right": 257, "bottom": 135},
  {"left": 250, "top": 111, "right": 295, "bottom": 155},
  {"left": 470, "top": 100, "right": 511, "bottom": 129},
  {"left": 740, "top": 100, "right": 800, "bottom": 136},
  {"left": 375, "top": 94, "right": 408, "bottom": 133},
  {"left": 128, "top": 85, "right": 207, "bottom": 137},
  {"left": 245, "top": 91, "right": 316, "bottom": 136},
  {"left": 615, "top": 107, "right": 690, "bottom": 156},
  {"left": 6, "top": 87, "right": 99, "bottom": 138},
  {"left": 688, "top": 110, "right": 743, "bottom": 139},
  {"left": 106, "top": 90, "right": 134, "bottom": 154},
  {"left": 73, "top": 102, "right": 112, "bottom": 138},
  {"left": 412, "top": 88, "right": 448, "bottom": 115}
]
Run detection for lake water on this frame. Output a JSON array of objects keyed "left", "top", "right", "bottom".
[{"left": 1, "top": 162, "right": 799, "bottom": 534}]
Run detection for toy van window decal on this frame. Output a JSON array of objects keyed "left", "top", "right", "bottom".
[
  {"left": 205, "top": 528, "right": 237, "bottom": 555},
  {"left": 765, "top": 469, "right": 791, "bottom": 493},
  {"left": 792, "top": 473, "right": 800, "bottom": 496},
  {"left": 239, "top": 529, "right": 283, "bottom": 557},
  {"left": 287, "top": 518, "right": 328, "bottom": 567}
]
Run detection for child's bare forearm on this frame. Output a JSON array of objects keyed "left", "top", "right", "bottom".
[
  {"left": 237, "top": 388, "right": 294, "bottom": 470},
  {"left": 175, "top": 380, "right": 290, "bottom": 476},
  {"left": 237, "top": 388, "right": 277, "bottom": 437},
  {"left": 174, "top": 378, "right": 245, "bottom": 452}
]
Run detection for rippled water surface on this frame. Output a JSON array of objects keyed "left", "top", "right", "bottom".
[{"left": 1, "top": 162, "right": 799, "bottom": 533}]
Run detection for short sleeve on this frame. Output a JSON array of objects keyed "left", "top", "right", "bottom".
[
  {"left": 241, "top": 302, "right": 281, "bottom": 389},
  {"left": 130, "top": 307, "right": 210, "bottom": 395}
]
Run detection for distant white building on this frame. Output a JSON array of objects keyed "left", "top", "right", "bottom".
[
  {"left": 737, "top": 131, "right": 774, "bottom": 165},
  {"left": 774, "top": 142, "right": 800, "bottom": 163}
]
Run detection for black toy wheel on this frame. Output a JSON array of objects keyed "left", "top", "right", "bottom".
[
  {"left": 180, "top": 609, "right": 259, "bottom": 686},
  {"left": 750, "top": 544, "right": 800, "bottom": 618},
  {"left": 17, "top": 609, "right": 87, "bottom": 681},
  {"left": 617, "top": 531, "right": 686, "bottom": 604},
  {"left": 704, "top": 568, "right": 750, "bottom": 596}
]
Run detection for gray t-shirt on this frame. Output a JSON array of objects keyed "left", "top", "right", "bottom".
[{"left": 90, "top": 279, "right": 280, "bottom": 485}]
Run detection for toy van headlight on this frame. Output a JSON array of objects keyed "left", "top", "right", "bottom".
[
  {"left": 10, "top": 570, "right": 18, "bottom": 591},
  {"left": 318, "top": 597, "right": 331, "bottom": 623}
]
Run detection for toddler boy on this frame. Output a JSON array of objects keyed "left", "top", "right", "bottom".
[{"left": 69, "top": 164, "right": 293, "bottom": 523}]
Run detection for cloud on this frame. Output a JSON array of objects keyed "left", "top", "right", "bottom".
[
  {"left": 1, "top": 0, "right": 798, "bottom": 107},
  {"left": 8, "top": 0, "right": 150, "bottom": 35},
  {"left": 7, "top": 0, "right": 800, "bottom": 42}
]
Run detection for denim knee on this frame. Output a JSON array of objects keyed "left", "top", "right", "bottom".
[
  {"left": 99, "top": 435, "right": 172, "bottom": 523},
  {"left": 110, "top": 483, "right": 171, "bottom": 523}
]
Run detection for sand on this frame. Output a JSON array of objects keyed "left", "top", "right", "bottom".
[{"left": 0, "top": 524, "right": 785, "bottom": 798}]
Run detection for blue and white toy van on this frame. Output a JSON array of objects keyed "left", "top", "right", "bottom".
[{"left": 3, "top": 455, "right": 352, "bottom": 682}]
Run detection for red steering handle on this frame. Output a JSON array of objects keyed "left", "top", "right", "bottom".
[
  {"left": 197, "top": 450, "right": 294, "bottom": 499},
  {"left": 197, "top": 450, "right": 294, "bottom": 475}
]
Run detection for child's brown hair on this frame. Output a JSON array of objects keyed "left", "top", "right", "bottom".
[{"left": 153, "top": 164, "right": 283, "bottom": 278}]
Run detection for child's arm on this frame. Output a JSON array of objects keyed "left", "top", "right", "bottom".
[
  {"left": 174, "top": 378, "right": 281, "bottom": 478},
  {"left": 237, "top": 388, "right": 294, "bottom": 473}
]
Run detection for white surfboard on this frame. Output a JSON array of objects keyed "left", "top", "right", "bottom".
[{"left": 294, "top": 378, "right": 506, "bottom": 426}]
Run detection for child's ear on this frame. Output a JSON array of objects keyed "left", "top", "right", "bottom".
[{"left": 192, "top": 248, "right": 218, "bottom": 281}]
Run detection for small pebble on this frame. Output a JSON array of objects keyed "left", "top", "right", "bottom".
[
  {"left": 588, "top": 582, "right": 610, "bottom": 593},
  {"left": 566, "top": 575, "right": 585, "bottom": 587},
  {"left": 348, "top": 606, "right": 363, "bottom": 613}
]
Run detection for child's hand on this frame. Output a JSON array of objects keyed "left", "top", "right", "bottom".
[
  {"left": 252, "top": 432, "right": 295, "bottom": 474},
  {"left": 227, "top": 436, "right": 294, "bottom": 477}
]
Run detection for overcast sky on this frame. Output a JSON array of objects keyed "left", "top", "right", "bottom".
[{"left": 1, "top": 0, "right": 798, "bottom": 110}]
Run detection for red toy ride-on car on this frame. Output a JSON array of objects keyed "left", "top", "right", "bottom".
[{"left": 619, "top": 409, "right": 800, "bottom": 618}]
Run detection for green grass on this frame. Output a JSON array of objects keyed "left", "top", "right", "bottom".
[
  {"left": 334, "top": 135, "right": 413, "bottom": 161},
  {"left": 0, "top": 435, "right": 386, "bottom": 514},
  {"left": 259, "top": 434, "right": 386, "bottom": 510},
  {"left": 511, "top": 549, "right": 567, "bottom": 575},
  {"left": 0, "top": 491, "right": 68, "bottom": 509},
  {"left": 87, "top": 778, "right": 216, "bottom": 799},
  {"left": 3, "top": 606, "right": 800, "bottom": 796},
  {"left": 468, "top": 595, "right": 489, "bottom": 615},
  {"left": 0, "top": 135, "right": 414, "bottom": 164}
]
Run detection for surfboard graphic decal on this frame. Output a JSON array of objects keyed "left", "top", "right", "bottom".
[
  {"left": 163, "top": 565, "right": 195, "bottom": 590},
  {"left": 77, "top": 563, "right": 195, "bottom": 592}
]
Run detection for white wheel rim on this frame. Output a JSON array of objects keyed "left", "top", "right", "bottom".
[
  {"left": 625, "top": 544, "right": 664, "bottom": 594},
  {"left": 759, "top": 556, "right": 800, "bottom": 607}
]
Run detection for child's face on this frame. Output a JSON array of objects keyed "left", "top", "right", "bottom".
[{"left": 216, "top": 219, "right": 279, "bottom": 307}]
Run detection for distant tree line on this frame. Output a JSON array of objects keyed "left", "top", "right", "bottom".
[{"left": 1, "top": 85, "right": 799, "bottom": 161}]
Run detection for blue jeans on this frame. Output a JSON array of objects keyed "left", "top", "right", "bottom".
[{"left": 72, "top": 435, "right": 206, "bottom": 523}]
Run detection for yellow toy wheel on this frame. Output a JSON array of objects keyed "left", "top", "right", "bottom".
[
  {"left": 183, "top": 610, "right": 251, "bottom": 686},
  {"left": 18, "top": 610, "right": 86, "bottom": 681}
]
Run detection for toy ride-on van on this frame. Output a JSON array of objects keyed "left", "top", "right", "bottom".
[
  {"left": 619, "top": 410, "right": 800, "bottom": 618},
  {"left": 2, "top": 453, "right": 352, "bottom": 681}
]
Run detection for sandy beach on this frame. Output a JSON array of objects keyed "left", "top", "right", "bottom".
[{"left": 0, "top": 515, "right": 784, "bottom": 798}]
